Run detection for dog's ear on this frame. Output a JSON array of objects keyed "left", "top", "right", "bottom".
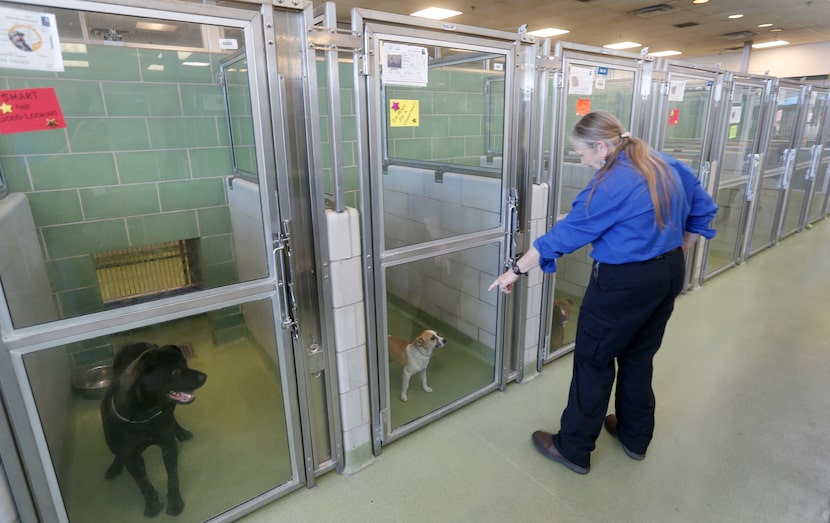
[
  {"left": 415, "top": 335, "right": 426, "bottom": 347},
  {"left": 566, "top": 297, "right": 574, "bottom": 304},
  {"left": 137, "top": 349, "right": 163, "bottom": 373}
]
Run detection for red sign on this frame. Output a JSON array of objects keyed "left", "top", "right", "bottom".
[
  {"left": 668, "top": 108, "right": 680, "bottom": 126},
  {"left": 0, "top": 87, "right": 66, "bottom": 134},
  {"left": 576, "top": 98, "right": 591, "bottom": 116}
]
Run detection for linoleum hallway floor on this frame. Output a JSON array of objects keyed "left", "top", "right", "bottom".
[{"left": 242, "top": 220, "right": 830, "bottom": 523}]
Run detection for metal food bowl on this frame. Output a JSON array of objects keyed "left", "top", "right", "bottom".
[{"left": 71, "top": 365, "right": 113, "bottom": 400}]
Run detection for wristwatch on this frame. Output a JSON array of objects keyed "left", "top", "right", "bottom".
[{"left": 511, "top": 262, "right": 526, "bottom": 276}]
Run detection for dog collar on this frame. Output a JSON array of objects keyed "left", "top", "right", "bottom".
[{"left": 110, "top": 397, "right": 163, "bottom": 424}]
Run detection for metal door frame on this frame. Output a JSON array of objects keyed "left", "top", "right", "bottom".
[
  {"left": 699, "top": 72, "right": 775, "bottom": 283},
  {"left": 745, "top": 79, "right": 809, "bottom": 257},
  {"left": 805, "top": 86, "right": 830, "bottom": 223},
  {"left": 778, "top": 85, "right": 830, "bottom": 238},
  {"left": 351, "top": 8, "right": 535, "bottom": 450},
  {"left": 0, "top": 0, "right": 333, "bottom": 520},
  {"left": 536, "top": 42, "right": 652, "bottom": 366},
  {"left": 649, "top": 59, "right": 725, "bottom": 291}
]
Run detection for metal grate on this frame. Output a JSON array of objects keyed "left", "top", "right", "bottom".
[{"left": 92, "top": 239, "right": 201, "bottom": 305}]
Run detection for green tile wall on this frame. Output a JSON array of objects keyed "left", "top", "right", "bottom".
[
  {"left": 385, "top": 67, "right": 494, "bottom": 166},
  {"left": 0, "top": 42, "right": 242, "bottom": 321}
]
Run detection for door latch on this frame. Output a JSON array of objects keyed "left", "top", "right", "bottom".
[{"left": 274, "top": 220, "right": 299, "bottom": 340}]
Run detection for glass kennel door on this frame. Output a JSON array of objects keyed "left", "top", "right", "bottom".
[
  {"left": 805, "top": 88, "right": 830, "bottom": 224},
  {"left": 0, "top": 1, "right": 317, "bottom": 521},
  {"left": 701, "top": 77, "right": 771, "bottom": 282},
  {"left": 356, "top": 14, "right": 519, "bottom": 443},
  {"left": 539, "top": 43, "right": 647, "bottom": 365},
  {"left": 745, "top": 82, "right": 807, "bottom": 258},
  {"left": 778, "top": 87, "right": 829, "bottom": 240},
  {"left": 650, "top": 62, "right": 721, "bottom": 289}
]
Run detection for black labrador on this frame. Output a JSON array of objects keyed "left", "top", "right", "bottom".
[{"left": 101, "top": 342, "right": 207, "bottom": 517}]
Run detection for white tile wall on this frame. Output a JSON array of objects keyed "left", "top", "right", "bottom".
[
  {"left": 522, "top": 183, "right": 549, "bottom": 377},
  {"left": 325, "top": 208, "right": 373, "bottom": 472}
]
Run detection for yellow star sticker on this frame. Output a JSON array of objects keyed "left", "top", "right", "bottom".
[{"left": 0, "top": 102, "right": 12, "bottom": 114}]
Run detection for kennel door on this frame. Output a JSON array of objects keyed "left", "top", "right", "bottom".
[
  {"left": 0, "top": 2, "right": 320, "bottom": 521},
  {"left": 651, "top": 63, "right": 722, "bottom": 290},
  {"left": 805, "top": 88, "right": 830, "bottom": 224},
  {"left": 356, "top": 15, "right": 523, "bottom": 444},
  {"left": 701, "top": 78, "right": 771, "bottom": 282},
  {"left": 777, "top": 87, "right": 830, "bottom": 240},
  {"left": 744, "top": 82, "right": 807, "bottom": 259},
  {"left": 538, "top": 43, "right": 648, "bottom": 366}
]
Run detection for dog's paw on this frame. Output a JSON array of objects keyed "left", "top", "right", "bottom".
[
  {"left": 423, "top": 385, "right": 433, "bottom": 393},
  {"left": 175, "top": 427, "right": 193, "bottom": 441},
  {"left": 166, "top": 494, "right": 185, "bottom": 516},
  {"left": 143, "top": 493, "right": 163, "bottom": 518},
  {"left": 400, "top": 393, "right": 408, "bottom": 402}
]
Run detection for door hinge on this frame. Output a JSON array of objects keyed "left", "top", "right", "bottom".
[{"left": 307, "top": 343, "right": 324, "bottom": 376}]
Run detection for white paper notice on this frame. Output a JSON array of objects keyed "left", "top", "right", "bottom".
[
  {"left": 568, "top": 66, "right": 594, "bottom": 95},
  {"left": 381, "top": 43, "right": 428, "bottom": 87},
  {"left": 729, "top": 105, "right": 742, "bottom": 124},
  {"left": 668, "top": 80, "right": 686, "bottom": 102},
  {"left": 0, "top": 7, "right": 63, "bottom": 72}
]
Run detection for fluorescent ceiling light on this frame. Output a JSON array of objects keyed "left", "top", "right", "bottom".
[
  {"left": 649, "top": 50, "right": 682, "bottom": 57},
  {"left": 752, "top": 40, "right": 789, "bottom": 48},
  {"left": 410, "top": 7, "right": 462, "bottom": 20},
  {"left": 135, "top": 21, "right": 178, "bottom": 32},
  {"left": 182, "top": 61, "right": 210, "bottom": 67},
  {"left": 728, "top": 14, "right": 744, "bottom": 19},
  {"left": 692, "top": 0, "right": 709, "bottom": 3},
  {"left": 604, "top": 41, "right": 642, "bottom": 50},
  {"left": 758, "top": 23, "right": 773, "bottom": 28},
  {"left": 527, "top": 27, "right": 570, "bottom": 37}
]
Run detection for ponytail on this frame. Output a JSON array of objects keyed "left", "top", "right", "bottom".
[{"left": 572, "top": 111, "right": 675, "bottom": 229}]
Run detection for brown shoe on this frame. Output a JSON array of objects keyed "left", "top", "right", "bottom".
[
  {"left": 604, "top": 414, "right": 645, "bottom": 460},
  {"left": 531, "top": 430, "right": 589, "bottom": 474}
]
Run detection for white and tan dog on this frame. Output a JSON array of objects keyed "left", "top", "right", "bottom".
[{"left": 388, "top": 329, "right": 447, "bottom": 402}]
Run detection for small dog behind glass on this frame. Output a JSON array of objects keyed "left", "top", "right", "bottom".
[{"left": 388, "top": 329, "right": 446, "bottom": 402}]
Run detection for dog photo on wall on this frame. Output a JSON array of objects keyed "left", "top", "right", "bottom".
[{"left": 100, "top": 341, "right": 207, "bottom": 517}]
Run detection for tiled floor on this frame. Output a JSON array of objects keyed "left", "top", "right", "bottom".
[{"left": 242, "top": 219, "right": 830, "bottom": 523}]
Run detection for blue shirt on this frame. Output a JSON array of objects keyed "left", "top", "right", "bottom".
[{"left": 533, "top": 152, "right": 718, "bottom": 272}]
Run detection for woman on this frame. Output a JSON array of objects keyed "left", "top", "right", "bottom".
[{"left": 489, "top": 111, "right": 718, "bottom": 474}]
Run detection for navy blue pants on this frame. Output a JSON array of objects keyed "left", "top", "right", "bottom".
[{"left": 553, "top": 248, "right": 685, "bottom": 468}]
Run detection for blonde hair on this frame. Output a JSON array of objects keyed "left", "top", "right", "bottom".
[{"left": 571, "top": 111, "right": 675, "bottom": 229}]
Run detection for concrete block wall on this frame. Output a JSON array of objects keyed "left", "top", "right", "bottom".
[
  {"left": 383, "top": 164, "right": 501, "bottom": 348},
  {"left": 383, "top": 164, "right": 501, "bottom": 246},
  {"left": 325, "top": 207, "right": 373, "bottom": 473}
]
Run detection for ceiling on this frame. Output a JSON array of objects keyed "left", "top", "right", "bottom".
[{"left": 328, "top": 0, "right": 830, "bottom": 59}]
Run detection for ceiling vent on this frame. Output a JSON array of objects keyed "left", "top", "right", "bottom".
[
  {"left": 719, "top": 30, "right": 756, "bottom": 40},
  {"left": 674, "top": 21, "right": 699, "bottom": 28},
  {"left": 627, "top": 4, "right": 677, "bottom": 17}
]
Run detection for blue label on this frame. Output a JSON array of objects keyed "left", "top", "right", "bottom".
[{"left": 597, "top": 67, "right": 609, "bottom": 75}]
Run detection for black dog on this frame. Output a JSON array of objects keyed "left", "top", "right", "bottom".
[{"left": 101, "top": 342, "right": 207, "bottom": 517}]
